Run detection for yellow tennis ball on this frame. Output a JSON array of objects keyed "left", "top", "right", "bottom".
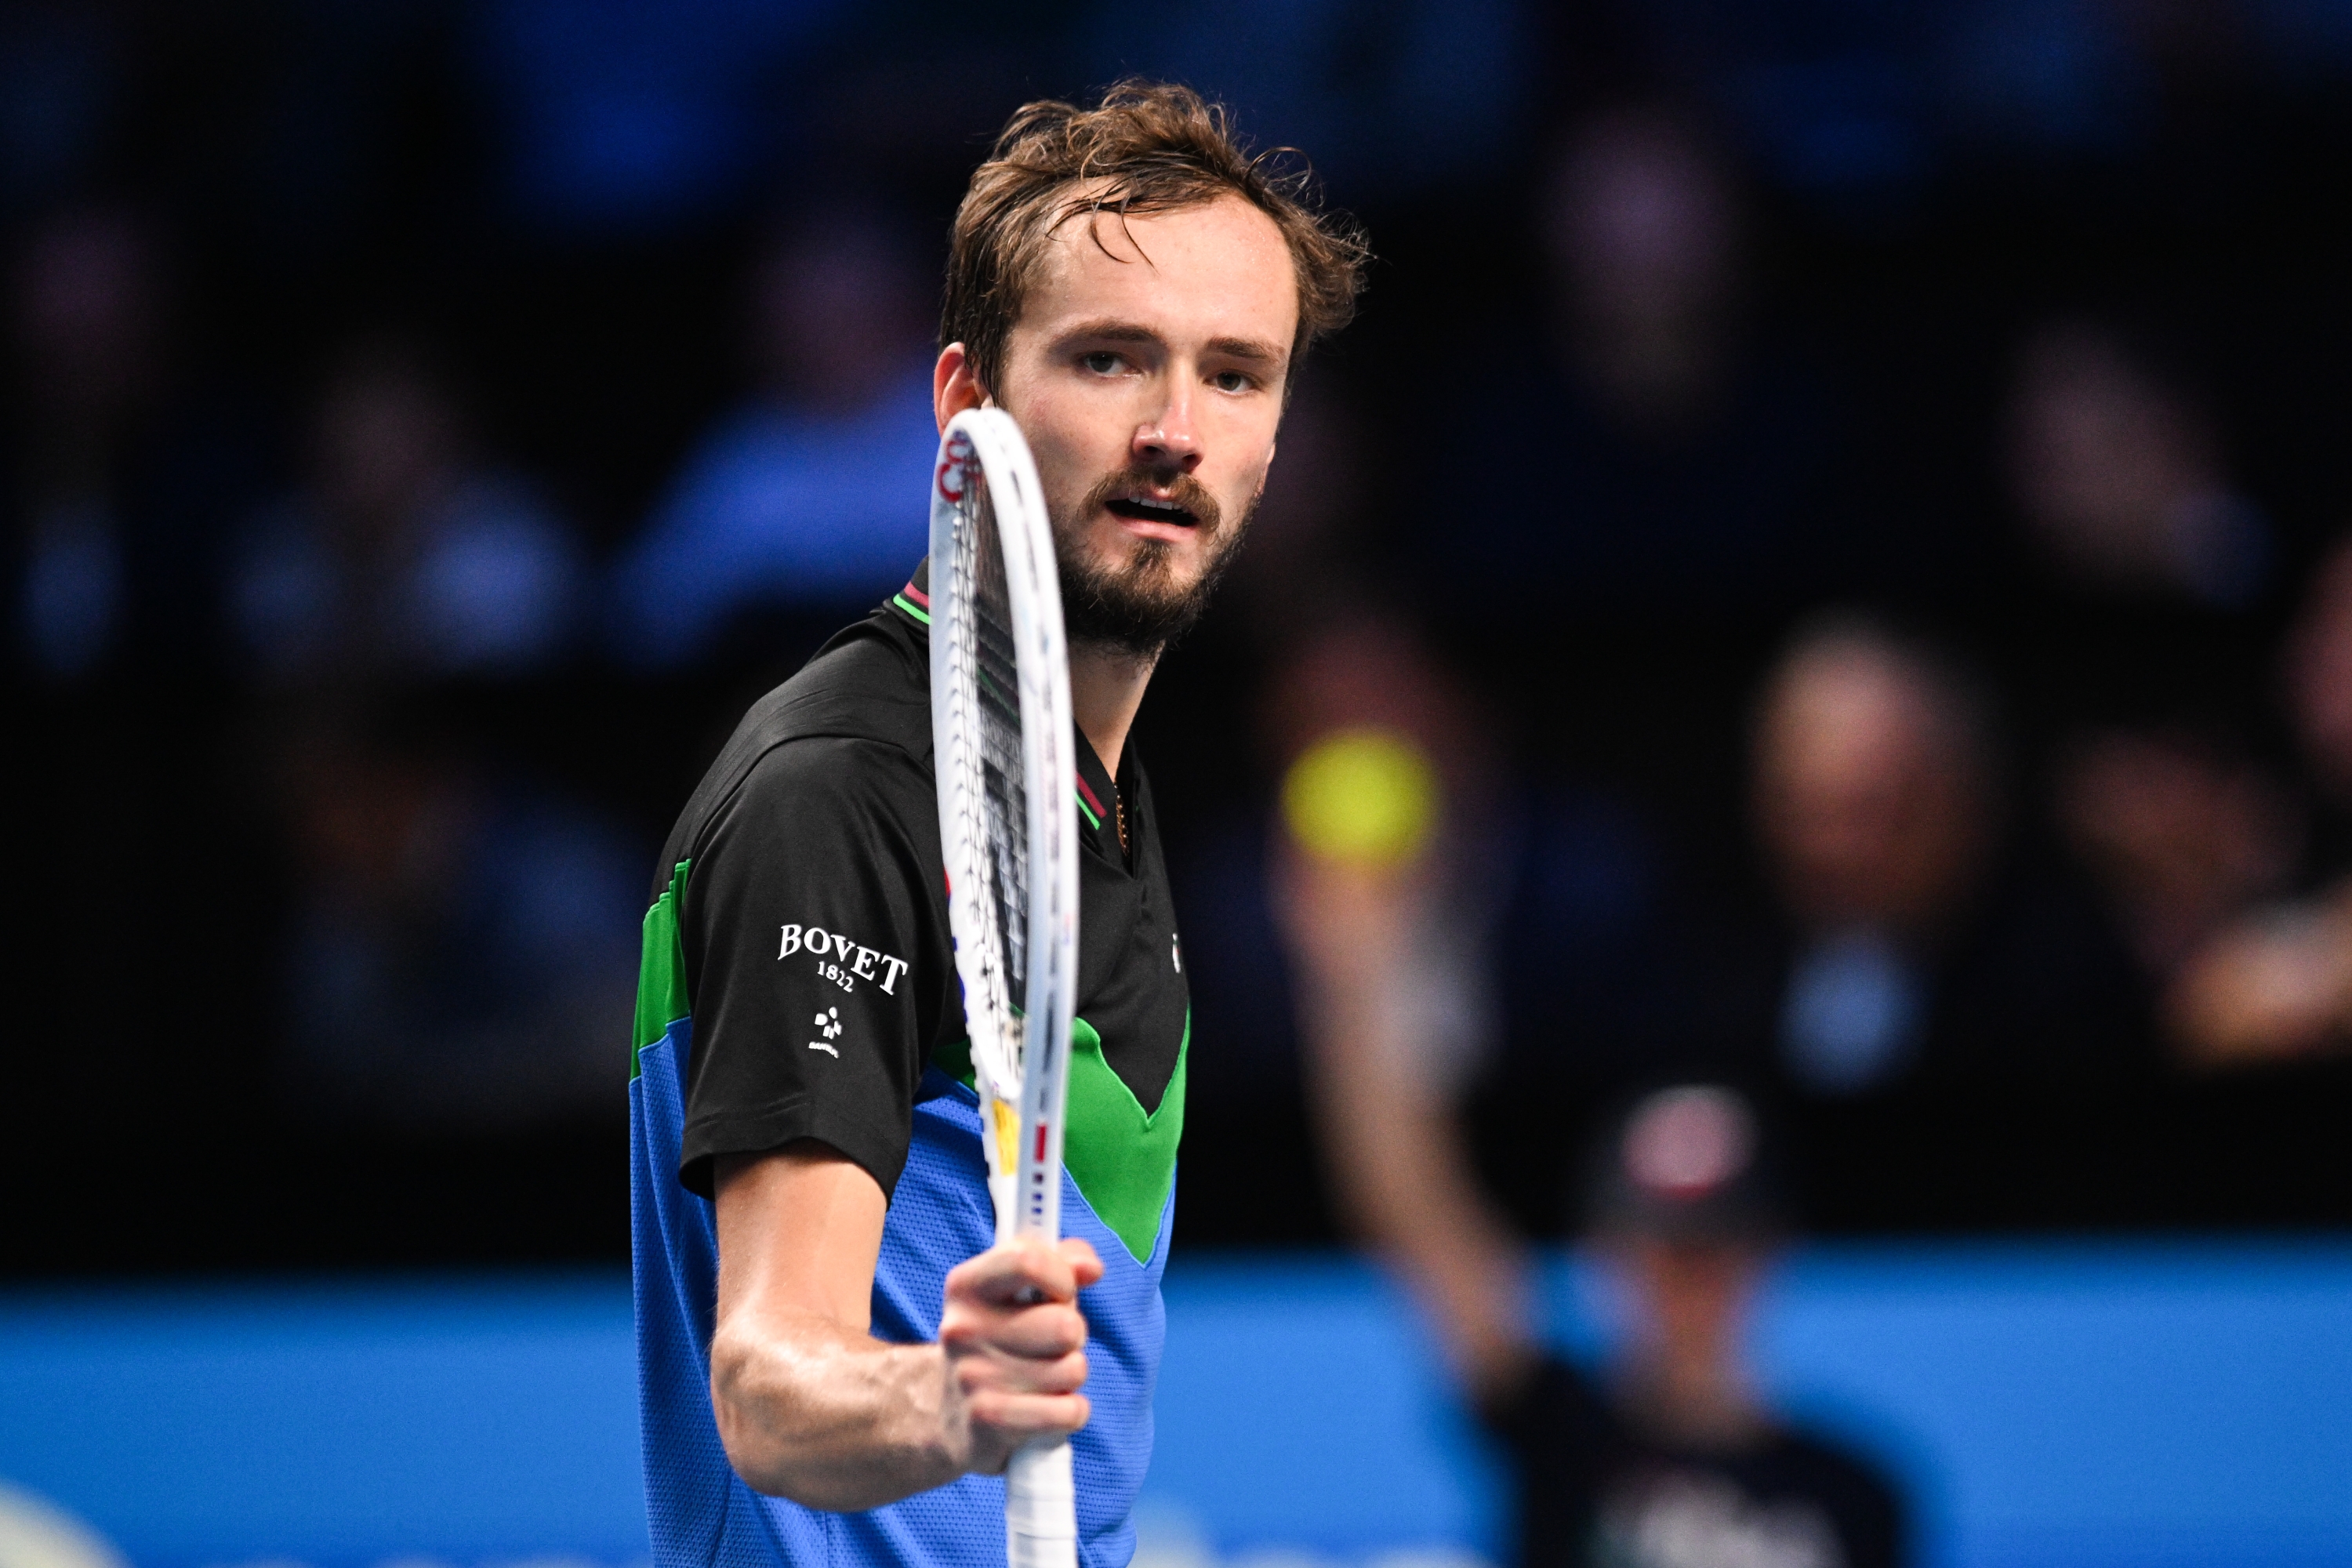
[{"left": 1281, "top": 728, "right": 1441, "bottom": 867}]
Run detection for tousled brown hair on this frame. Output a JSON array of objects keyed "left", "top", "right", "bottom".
[{"left": 942, "top": 80, "right": 1368, "bottom": 397}]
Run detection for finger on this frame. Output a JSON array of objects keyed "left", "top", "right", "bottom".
[
  {"left": 993, "top": 1302, "right": 1091, "bottom": 1360},
  {"left": 1056, "top": 1237, "right": 1104, "bottom": 1287},
  {"left": 940, "top": 1298, "right": 1088, "bottom": 1360},
  {"left": 956, "top": 1345, "right": 1091, "bottom": 1398},
  {"left": 965, "top": 1388, "right": 1092, "bottom": 1443},
  {"left": 947, "top": 1238, "right": 1080, "bottom": 1307}
]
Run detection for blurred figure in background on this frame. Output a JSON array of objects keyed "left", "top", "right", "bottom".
[
  {"left": 2005, "top": 318, "right": 2270, "bottom": 612},
  {"left": 1269, "top": 623, "right": 1907, "bottom": 1566},
  {"left": 2002, "top": 318, "right": 2303, "bottom": 1035},
  {"left": 1750, "top": 616, "right": 2145, "bottom": 1094},
  {"left": 1548, "top": 108, "right": 1740, "bottom": 439},
  {"left": 2054, "top": 724, "right": 2297, "bottom": 998},
  {"left": 229, "top": 335, "right": 631, "bottom": 1128},
  {"left": 230, "top": 335, "right": 584, "bottom": 687},
  {"left": 610, "top": 205, "right": 937, "bottom": 670},
  {"left": 2166, "top": 537, "right": 2352, "bottom": 1065},
  {"left": 6, "top": 204, "right": 269, "bottom": 1181},
  {"left": 1277, "top": 776, "right": 1909, "bottom": 1565},
  {"left": 1415, "top": 103, "right": 1849, "bottom": 614},
  {"left": 1268, "top": 614, "right": 1508, "bottom": 1340},
  {"left": 7, "top": 205, "right": 159, "bottom": 683},
  {"left": 271, "top": 702, "right": 639, "bottom": 1128},
  {"left": 6, "top": 204, "right": 259, "bottom": 683},
  {"left": 1493, "top": 1087, "right": 1905, "bottom": 1568}
]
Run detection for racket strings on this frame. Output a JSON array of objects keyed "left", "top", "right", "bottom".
[{"left": 946, "top": 481, "right": 1032, "bottom": 1094}]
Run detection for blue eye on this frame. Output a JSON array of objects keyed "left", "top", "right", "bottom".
[{"left": 1082, "top": 352, "right": 1123, "bottom": 375}]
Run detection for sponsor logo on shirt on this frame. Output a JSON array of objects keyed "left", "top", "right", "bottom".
[
  {"left": 779, "top": 924, "right": 911, "bottom": 995},
  {"left": 809, "top": 1007, "right": 844, "bottom": 1057}
]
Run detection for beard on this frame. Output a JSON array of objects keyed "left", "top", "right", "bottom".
[{"left": 1054, "top": 463, "right": 1254, "bottom": 659}]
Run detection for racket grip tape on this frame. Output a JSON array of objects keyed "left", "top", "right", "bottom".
[{"left": 1006, "top": 1437, "right": 1076, "bottom": 1568}]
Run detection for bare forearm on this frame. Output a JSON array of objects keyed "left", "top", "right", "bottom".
[
  {"left": 1323, "top": 1049, "right": 1517, "bottom": 1276},
  {"left": 1300, "top": 974, "right": 1534, "bottom": 1395},
  {"left": 711, "top": 1309, "right": 964, "bottom": 1510},
  {"left": 710, "top": 1151, "right": 1095, "bottom": 1508}
]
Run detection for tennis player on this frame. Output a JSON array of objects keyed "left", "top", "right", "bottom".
[{"left": 628, "top": 82, "right": 1365, "bottom": 1568}]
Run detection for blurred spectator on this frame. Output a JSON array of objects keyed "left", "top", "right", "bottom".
[
  {"left": 1489, "top": 1087, "right": 1907, "bottom": 1568},
  {"left": 2004, "top": 318, "right": 2270, "bottom": 609},
  {"left": 230, "top": 336, "right": 584, "bottom": 687},
  {"left": 1272, "top": 748, "right": 1917, "bottom": 1566},
  {"left": 2055, "top": 726, "right": 2297, "bottom": 983},
  {"left": 1755, "top": 618, "right": 1991, "bottom": 1091},
  {"left": 273, "top": 704, "right": 640, "bottom": 1128},
  {"left": 225, "top": 336, "right": 620, "bottom": 1127},
  {"left": 1257, "top": 613, "right": 1519, "bottom": 1342},
  {"left": 1993, "top": 317, "right": 2278, "bottom": 731},
  {"left": 2001, "top": 317, "right": 2307, "bottom": 1033},
  {"left": 9, "top": 204, "right": 155, "bottom": 681},
  {"left": 2165, "top": 538, "right": 2352, "bottom": 1065},
  {"left": 4, "top": 204, "right": 252, "bottom": 681},
  {"left": 6, "top": 202, "right": 277, "bottom": 1197},
  {"left": 1267, "top": 613, "right": 1505, "bottom": 1090},
  {"left": 1223, "top": 596, "right": 1724, "bottom": 1106},
  {"left": 1548, "top": 107, "right": 1743, "bottom": 437},
  {"left": 1413, "top": 103, "right": 1852, "bottom": 614},
  {"left": 2287, "top": 543, "right": 2352, "bottom": 813},
  {"left": 1750, "top": 615, "right": 2145, "bottom": 1093},
  {"left": 610, "top": 207, "right": 936, "bottom": 670}
]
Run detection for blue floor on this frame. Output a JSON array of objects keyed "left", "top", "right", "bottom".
[{"left": 4, "top": 1240, "right": 2350, "bottom": 1568}]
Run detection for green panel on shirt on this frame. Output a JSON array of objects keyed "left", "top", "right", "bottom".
[
  {"left": 1064, "top": 1012, "right": 1186, "bottom": 1265},
  {"left": 930, "top": 1013, "right": 1189, "bottom": 1265},
  {"left": 633, "top": 859, "right": 693, "bottom": 1079}
]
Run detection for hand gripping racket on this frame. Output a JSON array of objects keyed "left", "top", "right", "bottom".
[{"left": 927, "top": 407, "right": 1081, "bottom": 1568}]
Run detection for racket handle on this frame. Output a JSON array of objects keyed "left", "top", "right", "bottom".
[{"left": 1006, "top": 1438, "right": 1076, "bottom": 1568}]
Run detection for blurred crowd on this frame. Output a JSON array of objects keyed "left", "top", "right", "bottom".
[{"left": 8, "top": 0, "right": 2352, "bottom": 1269}]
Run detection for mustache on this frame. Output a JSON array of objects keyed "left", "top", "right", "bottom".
[{"left": 1076, "top": 464, "right": 1223, "bottom": 535}]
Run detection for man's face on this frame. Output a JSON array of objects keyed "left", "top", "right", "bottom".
[
  {"left": 1616, "top": 1236, "right": 1763, "bottom": 1369},
  {"left": 1755, "top": 646, "right": 1985, "bottom": 931},
  {"left": 988, "top": 193, "right": 1298, "bottom": 656}
]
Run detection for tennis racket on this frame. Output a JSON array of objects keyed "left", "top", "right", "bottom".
[{"left": 927, "top": 406, "right": 1081, "bottom": 1568}]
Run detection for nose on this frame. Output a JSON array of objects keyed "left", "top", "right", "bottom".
[{"left": 1132, "top": 394, "right": 1203, "bottom": 474}]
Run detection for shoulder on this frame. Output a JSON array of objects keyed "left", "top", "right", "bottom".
[
  {"left": 656, "top": 608, "right": 932, "bottom": 882},
  {"left": 745, "top": 612, "right": 931, "bottom": 757},
  {"left": 677, "top": 735, "right": 946, "bottom": 976},
  {"left": 1478, "top": 1352, "right": 1616, "bottom": 1453},
  {"left": 1766, "top": 1426, "right": 1907, "bottom": 1534},
  {"left": 720, "top": 735, "right": 933, "bottom": 838}
]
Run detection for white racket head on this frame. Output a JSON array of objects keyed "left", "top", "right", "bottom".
[{"left": 927, "top": 407, "right": 1080, "bottom": 1245}]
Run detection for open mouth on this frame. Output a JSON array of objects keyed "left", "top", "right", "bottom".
[{"left": 1105, "top": 493, "right": 1200, "bottom": 528}]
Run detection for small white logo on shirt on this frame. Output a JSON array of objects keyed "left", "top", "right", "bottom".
[
  {"left": 1599, "top": 1472, "right": 1843, "bottom": 1568},
  {"left": 808, "top": 1007, "right": 844, "bottom": 1057},
  {"left": 1172, "top": 932, "right": 1182, "bottom": 973},
  {"left": 780, "top": 924, "right": 910, "bottom": 995}
]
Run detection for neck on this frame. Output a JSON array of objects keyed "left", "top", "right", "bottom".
[
  {"left": 1069, "top": 639, "right": 1159, "bottom": 779},
  {"left": 1619, "top": 1341, "right": 1764, "bottom": 1447}
]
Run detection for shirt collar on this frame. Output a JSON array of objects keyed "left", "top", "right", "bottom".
[
  {"left": 896, "top": 557, "right": 1127, "bottom": 855},
  {"left": 888, "top": 557, "right": 932, "bottom": 629}
]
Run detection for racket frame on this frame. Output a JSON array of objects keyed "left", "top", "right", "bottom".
[{"left": 927, "top": 406, "right": 1081, "bottom": 1568}]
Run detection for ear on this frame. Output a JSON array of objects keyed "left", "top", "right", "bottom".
[
  {"left": 935, "top": 343, "right": 987, "bottom": 432},
  {"left": 1253, "top": 440, "right": 1277, "bottom": 503}
]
